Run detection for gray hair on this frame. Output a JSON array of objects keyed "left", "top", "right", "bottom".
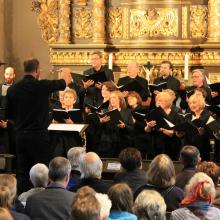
[
  {"left": 95, "top": 193, "right": 112, "bottom": 219},
  {"left": 80, "top": 152, "right": 103, "bottom": 179},
  {"left": 49, "top": 157, "right": 71, "bottom": 181},
  {"left": 67, "top": 147, "right": 86, "bottom": 170},
  {"left": 134, "top": 190, "right": 166, "bottom": 220},
  {"left": 29, "top": 163, "right": 49, "bottom": 187}
]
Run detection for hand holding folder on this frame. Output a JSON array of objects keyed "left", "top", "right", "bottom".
[
  {"left": 98, "top": 109, "right": 123, "bottom": 126},
  {"left": 149, "top": 82, "right": 167, "bottom": 94},
  {"left": 84, "top": 71, "right": 107, "bottom": 84},
  {"left": 52, "top": 109, "right": 83, "bottom": 123}
]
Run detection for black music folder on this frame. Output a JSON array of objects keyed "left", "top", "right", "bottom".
[
  {"left": 206, "top": 116, "right": 220, "bottom": 133},
  {"left": 177, "top": 89, "right": 194, "bottom": 101},
  {"left": 132, "top": 111, "right": 147, "bottom": 122},
  {"left": 98, "top": 109, "right": 123, "bottom": 126},
  {"left": 84, "top": 71, "right": 107, "bottom": 84},
  {"left": 87, "top": 101, "right": 109, "bottom": 112},
  {"left": 209, "top": 82, "right": 220, "bottom": 93},
  {"left": 149, "top": 82, "right": 167, "bottom": 94},
  {"left": 206, "top": 104, "right": 220, "bottom": 117},
  {"left": 118, "top": 80, "right": 145, "bottom": 93},
  {"left": 174, "top": 121, "right": 199, "bottom": 136},
  {"left": 52, "top": 109, "right": 83, "bottom": 123},
  {"left": 0, "top": 108, "right": 7, "bottom": 120}
]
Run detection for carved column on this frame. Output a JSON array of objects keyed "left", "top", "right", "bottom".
[
  {"left": 207, "top": 0, "right": 220, "bottom": 42},
  {"left": 58, "top": 0, "right": 71, "bottom": 44},
  {"left": 92, "top": 0, "right": 105, "bottom": 44}
]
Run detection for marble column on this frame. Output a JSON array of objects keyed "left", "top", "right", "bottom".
[
  {"left": 207, "top": 0, "right": 220, "bottom": 42},
  {"left": 92, "top": 0, "right": 105, "bottom": 44},
  {"left": 58, "top": 0, "right": 71, "bottom": 44}
]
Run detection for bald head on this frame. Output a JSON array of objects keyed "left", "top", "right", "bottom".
[
  {"left": 128, "top": 61, "right": 139, "bottom": 78},
  {"left": 80, "top": 152, "right": 103, "bottom": 179},
  {"left": 4, "top": 67, "right": 15, "bottom": 84}
]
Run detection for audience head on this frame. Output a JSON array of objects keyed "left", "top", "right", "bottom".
[
  {"left": 95, "top": 193, "right": 112, "bottom": 220},
  {"left": 101, "top": 81, "right": 117, "bottom": 101},
  {"left": 80, "top": 152, "right": 103, "bottom": 179},
  {"left": 119, "top": 148, "right": 142, "bottom": 171},
  {"left": 197, "top": 161, "right": 220, "bottom": 187},
  {"left": 0, "top": 174, "right": 17, "bottom": 205},
  {"left": 4, "top": 67, "right": 15, "bottom": 84},
  {"left": 109, "top": 90, "right": 127, "bottom": 110},
  {"left": 180, "top": 145, "right": 201, "bottom": 168},
  {"left": 91, "top": 51, "right": 103, "bottom": 70},
  {"left": 108, "top": 183, "right": 133, "bottom": 213},
  {"left": 67, "top": 147, "right": 86, "bottom": 171},
  {"left": 127, "top": 91, "right": 142, "bottom": 108},
  {"left": 29, "top": 163, "right": 49, "bottom": 188},
  {"left": 71, "top": 192, "right": 101, "bottom": 220},
  {"left": 0, "top": 186, "right": 11, "bottom": 208},
  {"left": 182, "top": 172, "right": 216, "bottom": 205},
  {"left": 160, "top": 61, "right": 172, "bottom": 78},
  {"left": 127, "top": 61, "right": 139, "bottom": 78},
  {"left": 24, "top": 58, "right": 40, "bottom": 79},
  {"left": 134, "top": 190, "right": 166, "bottom": 220},
  {"left": 147, "top": 154, "right": 176, "bottom": 188},
  {"left": 62, "top": 88, "right": 77, "bottom": 108},
  {"left": 48, "top": 157, "right": 71, "bottom": 186},
  {"left": 155, "top": 91, "right": 174, "bottom": 109},
  {"left": 188, "top": 94, "right": 206, "bottom": 113},
  {"left": 192, "top": 67, "right": 205, "bottom": 87},
  {"left": 0, "top": 208, "right": 13, "bottom": 220}
]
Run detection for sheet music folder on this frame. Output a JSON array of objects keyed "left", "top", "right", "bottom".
[{"left": 48, "top": 124, "right": 88, "bottom": 134}]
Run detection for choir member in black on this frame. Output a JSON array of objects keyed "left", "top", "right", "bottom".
[
  {"left": 144, "top": 90, "right": 182, "bottom": 160},
  {"left": 117, "top": 61, "right": 150, "bottom": 104},
  {"left": 83, "top": 51, "right": 114, "bottom": 106},
  {"left": 126, "top": 91, "right": 151, "bottom": 159},
  {"left": 97, "top": 90, "right": 134, "bottom": 157},
  {"left": 84, "top": 81, "right": 117, "bottom": 153},
  {"left": 183, "top": 94, "right": 212, "bottom": 161},
  {"left": 50, "top": 88, "right": 82, "bottom": 157}
]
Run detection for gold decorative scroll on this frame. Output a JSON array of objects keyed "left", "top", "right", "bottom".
[
  {"left": 73, "top": 8, "right": 92, "bottom": 39},
  {"left": 130, "top": 8, "right": 178, "bottom": 38},
  {"left": 190, "top": 5, "right": 208, "bottom": 38},
  {"left": 31, "top": 0, "right": 59, "bottom": 43},
  {"left": 182, "top": 6, "right": 188, "bottom": 39},
  {"left": 74, "top": 0, "right": 88, "bottom": 6},
  {"left": 108, "top": 7, "right": 123, "bottom": 39},
  {"left": 122, "top": 8, "right": 129, "bottom": 39}
]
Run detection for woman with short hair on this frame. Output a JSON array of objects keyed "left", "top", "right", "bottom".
[{"left": 170, "top": 172, "right": 220, "bottom": 219}]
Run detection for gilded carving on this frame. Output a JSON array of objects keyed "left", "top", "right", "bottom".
[
  {"left": 122, "top": 8, "right": 129, "bottom": 39},
  {"left": 190, "top": 5, "right": 208, "bottom": 38},
  {"left": 73, "top": 8, "right": 92, "bottom": 39},
  {"left": 108, "top": 7, "right": 123, "bottom": 39},
  {"left": 130, "top": 8, "right": 178, "bottom": 38},
  {"left": 31, "top": 0, "right": 59, "bottom": 43},
  {"left": 182, "top": 6, "right": 188, "bottom": 39}
]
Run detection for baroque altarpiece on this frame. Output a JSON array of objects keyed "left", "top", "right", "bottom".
[{"left": 32, "top": 0, "right": 220, "bottom": 84}]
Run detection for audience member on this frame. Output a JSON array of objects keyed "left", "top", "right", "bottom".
[
  {"left": 18, "top": 163, "right": 49, "bottom": 205},
  {"left": 66, "top": 147, "right": 85, "bottom": 190},
  {"left": 170, "top": 172, "right": 220, "bottom": 220},
  {"left": 197, "top": 161, "right": 220, "bottom": 208},
  {"left": 114, "top": 148, "right": 147, "bottom": 193},
  {"left": 108, "top": 183, "right": 137, "bottom": 220},
  {"left": 25, "top": 157, "right": 74, "bottom": 220},
  {"left": 134, "top": 189, "right": 166, "bottom": 220},
  {"left": 71, "top": 152, "right": 110, "bottom": 193},
  {"left": 176, "top": 145, "right": 201, "bottom": 190},
  {"left": 135, "top": 154, "right": 184, "bottom": 211}
]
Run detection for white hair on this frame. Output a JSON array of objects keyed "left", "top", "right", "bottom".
[
  {"left": 185, "top": 172, "right": 216, "bottom": 202},
  {"left": 134, "top": 190, "right": 166, "bottom": 220},
  {"left": 95, "top": 193, "right": 112, "bottom": 220},
  {"left": 80, "top": 152, "right": 103, "bottom": 179},
  {"left": 29, "top": 163, "right": 49, "bottom": 187},
  {"left": 67, "top": 147, "right": 86, "bottom": 170}
]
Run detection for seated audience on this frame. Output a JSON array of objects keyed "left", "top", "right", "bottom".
[
  {"left": 176, "top": 145, "right": 201, "bottom": 190},
  {"left": 114, "top": 148, "right": 147, "bottom": 193},
  {"left": 108, "top": 183, "right": 137, "bottom": 220},
  {"left": 71, "top": 152, "right": 110, "bottom": 193},
  {"left": 170, "top": 172, "right": 220, "bottom": 220},
  {"left": 0, "top": 186, "right": 30, "bottom": 220},
  {"left": 196, "top": 161, "right": 220, "bottom": 209},
  {"left": 134, "top": 189, "right": 166, "bottom": 220},
  {"left": 25, "top": 157, "right": 74, "bottom": 220},
  {"left": 66, "top": 146, "right": 85, "bottom": 190},
  {"left": 135, "top": 154, "right": 184, "bottom": 211},
  {"left": 18, "top": 163, "right": 49, "bottom": 206},
  {"left": 0, "top": 207, "right": 13, "bottom": 220}
]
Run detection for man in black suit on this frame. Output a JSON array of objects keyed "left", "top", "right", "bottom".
[
  {"left": 117, "top": 61, "right": 150, "bottom": 102},
  {"left": 25, "top": 157, "right": 74, "bottom": 220},
  {"left": 154, "top": 60, "right": 180, "bottom": 94},
  {"left": 83, "top": 51, "right": 114, "bottom": 106},
  {"left": 6, "top": 58, "right": 72, "bottom": 194}
]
